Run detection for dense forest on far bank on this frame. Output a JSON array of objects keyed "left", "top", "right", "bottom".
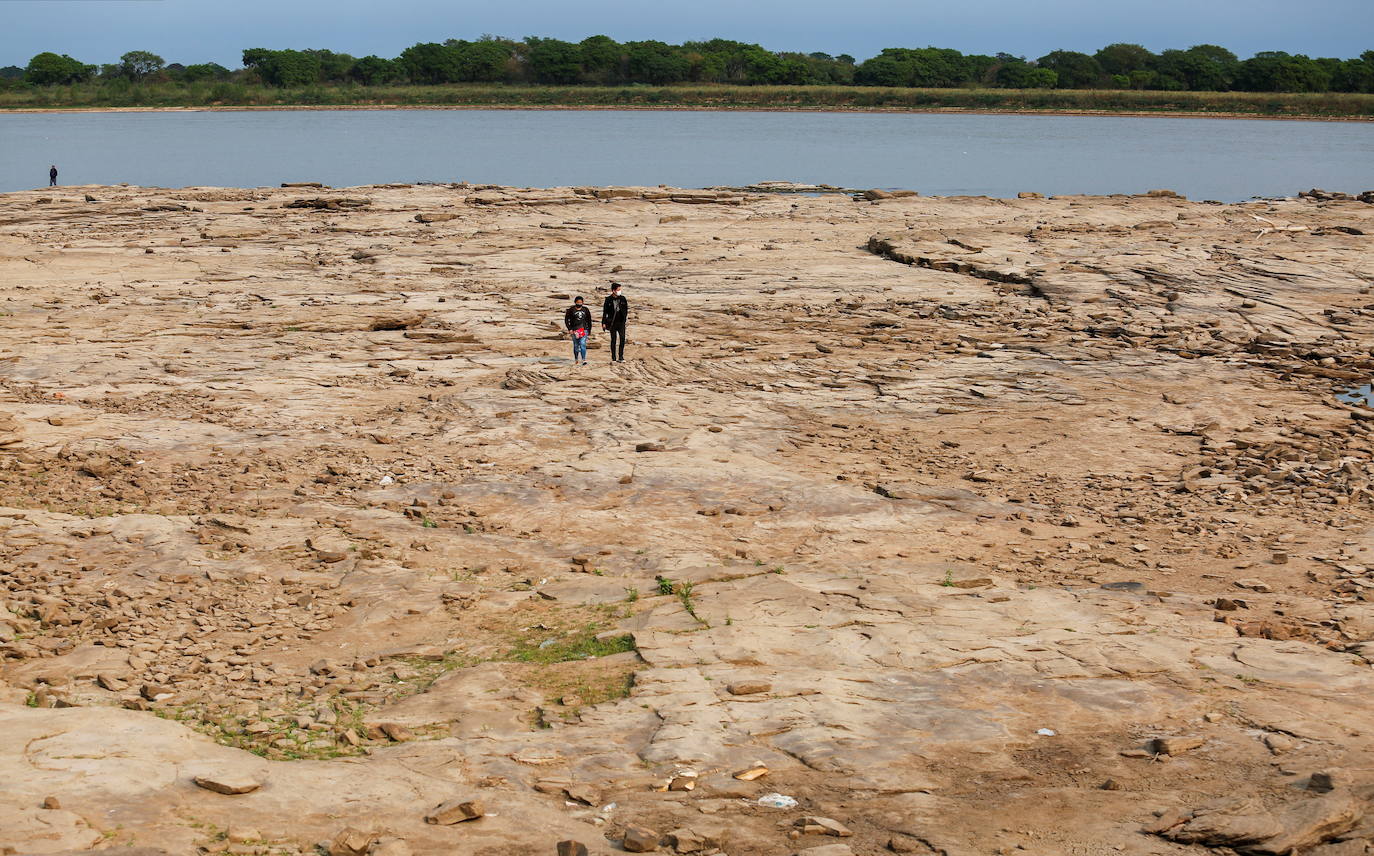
[
  {"left": 3, "top": 36, "right": 1372, "bottom": 117},
  {"left": 6, "top": 37, "right": 1374, "bottom": 92}
]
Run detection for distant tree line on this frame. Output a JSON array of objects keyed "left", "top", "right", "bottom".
[{"left": 5, "top": 38, "right": 1374, "bottom": 93}]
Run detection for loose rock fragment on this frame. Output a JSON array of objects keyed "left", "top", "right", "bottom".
[
  {"left": 192, "top": 773, "right": 262, "bottom": 795},
  {"left": 425, "top": 799, "right": 483, "bottom": 825},
  {"left": 796, "top": 817, "right": 853, "bottom": 837},
  {"left": 623, "top": 825, "right": 661, "bottom": 852},
  {"left": 328, "top": 827, "right": 377, "bottom": 856},
  {"left": 1151, "top": 736, "right": 1205, "bottom": 755},
  {"left": 726, "top": 681, "right": 771, "bottom": 696}
]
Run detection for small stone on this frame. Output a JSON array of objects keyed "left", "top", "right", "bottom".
[
  {"left": 1271, "top": 551, "right": 1289, "bottom": 565},
  {"left": 96, "top": 674, "right": 128, "bottom": 692},
  {"left": 887, "top": 836, "right": 921, "bottom": 853},
  {"left": 40, "top": 796, "right": 61, "bottom": 810},
  {"left": 733, "top": 764, "right": 769, "bottom": 781},
  {"left": 1308, "top": 770, "right": 1343, "bottom": 793},
  {"left": 564, "top": 783, "right": 600, "bottom": 806},
  {"left": 557, "top": 843, "right": 589, "bottom": 856},
  {"left": 667, "top": 828, "right": 705, "bottom": 853},
  {"left": 141, "top": 683, "right": 173, "bottom": 701},
  {"left": 726, "top": 681, "right": 771, "bottom": 696},
  {"left": 328, "top": 827, "right": 376, "bottom": 856},
  {"left": 193, "top": 773, "right": 262, "bottom": 795},
  {"left": 227, "top": 826, "right": 261, "bottom": 844},
  {"left": 796, "top": 816, "right": 853, "bottom": 837},
  {"left": 425, "top": 798, "right": 483, "bottom": 825},
  {"left": 668, "top": 775, "right": 696, "bottom": 792},
  {"left": 623, "top": 825, "right": 661, "bottom": 852},
  {"left": 635, "top": 442, "right": 665, "bottom": 453},
  {"left": 1264, "top": 734, "right": 1296, "bottom": 754},
  {"left": 1151, "top": 736, "right": 1205, "bottom": 756},
  {"left": 1101, "top": 778, "right": 1125, "bottom": 791},
  {"left": 379, "top": 722, "right": 415, "bottom": 742},
  {"left": 371, "top": 838, "right": 412, "bottom": 856},
  {"left": 1233, "top": 578, "right": 1273, "bottom": 593}
]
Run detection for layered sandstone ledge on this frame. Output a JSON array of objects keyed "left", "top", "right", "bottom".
[{"left": 0, "top": 184, "right": 1372, "bottom": 856}]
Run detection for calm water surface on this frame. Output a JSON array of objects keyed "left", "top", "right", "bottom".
[{"left": 2, "top": 109, "right": 1372, "bottom": 200}]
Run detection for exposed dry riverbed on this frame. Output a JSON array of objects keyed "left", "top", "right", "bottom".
[{"left": 0, "top": 183, "right": 1372, "bottom": 856}]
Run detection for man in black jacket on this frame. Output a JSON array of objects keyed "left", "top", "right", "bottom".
[
  {"left": 49, "top": 165, "right": 58, "bottom": 187},
  {"left": 601, "top": 282, "right": 629, "bottom": 362}
]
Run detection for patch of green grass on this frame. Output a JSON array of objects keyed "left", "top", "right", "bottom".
[
  {"left": 507, "top": 629, "right": 636, "bottom": 665},
  {"left": 624, "top": 586, "right": 639, "bottom": 602},
  {"left": 942, "top": 569, "right": 954, "bottom": 587},
  {"left": 656, "top": 575, "right": 676, "bottom": 595}
]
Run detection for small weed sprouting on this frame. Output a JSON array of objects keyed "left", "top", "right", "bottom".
[
  {"left": 421, "top": 518, "right": 438, "bottom": 528},
  {"left": 656, "top": 575, "right": 676, "bottom": 596},
  {"left": 772, "top": 566, "right": 785, "bottom": 574},
  {"left": 942, "top": 569, "right": 954, "bottom": 587},
  {"left": 624, "top": 586, "right": 639, "bottom": 602},
  {"left": 754, "top": 559, "right": 764, "bottom": 566},
  {"left": 676, "top": 581, "right": 709, "bottom": 627}
]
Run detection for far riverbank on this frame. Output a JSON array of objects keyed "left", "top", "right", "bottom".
[{"left": 3, "top": 84, "right": 1373, "bottom": 121}]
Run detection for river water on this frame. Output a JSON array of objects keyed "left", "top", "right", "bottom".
[{"left": 2, "top": 109, "right": 1372, "bottom": 200}]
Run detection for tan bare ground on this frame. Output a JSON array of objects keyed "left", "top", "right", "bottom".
[{"left": 0, "top": 182, "right": 1372, "bottom": 855}]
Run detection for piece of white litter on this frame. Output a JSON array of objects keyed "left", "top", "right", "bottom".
[
  {"left": 757, "top": 793, "right": 799, "bottom": 809},
  {"left": 1037, "top": 728, "right": 1057, "bottom": 736},
  {"left": 378, "top": 475, "right": 394, "bottom": 485}
]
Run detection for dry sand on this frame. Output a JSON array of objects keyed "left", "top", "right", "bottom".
[{"left": 0, "top": 182, "right": 1372, "bottom": 856}]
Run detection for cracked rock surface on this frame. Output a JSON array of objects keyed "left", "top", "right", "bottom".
[{"left": 0, "top": 183, "right": 1372, "bottom": 855}]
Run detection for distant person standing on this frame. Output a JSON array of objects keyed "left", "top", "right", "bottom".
[
  {"left": 601, "top": 282, "right": 629, "bottom": 362},
  {"left": 564, "top": 296, "right": 592, "bottom": 366},
  {"left": 48, "top": 165, "right": 58, "bottom": 187}
]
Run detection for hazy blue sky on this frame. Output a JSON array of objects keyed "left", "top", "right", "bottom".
[{"left": 2, "top": 0, "right": 1370, "bottom": 68}]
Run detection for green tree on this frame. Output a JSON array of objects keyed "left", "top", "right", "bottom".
[
  {"left": 451, "top": 38, "right": 516, "bottom": 81},
  {"left": 119, "top": 50, "right": 165, "bottom": 80},
  {"left": 578, "top": 35, "right": 622, "bottom": 82},
  {"left": 624, "top": 40, "right": 689, "bottom": 84},
  {"left": 1153, "top": 44, "right": 1237, "bottom": 90},
  {"left": 525, "top": 37, "right": 582, "bottom": 84},
  {"left": 1035, "top": 50, "right": 1102, "bottom": 87},
  {"left": 1330, "top": 51, "right": 1374, "bottom": 92},
  {"left": 25, "top": 52, "right": 94, "bottom": 85},
  {"left": 1094, "top": 43, "right": 1155, "bottom": 77},
  {"left": 304, "top": 49, "right": 355, "bottom": 82},
  {"left": 1234, "top": 51, "right": 1331, "bottom": 92},
  {"left": 350, "top": 55, "right": 399, "bottom": 85},
  {"left": 241, "top": 48, "right": 321, "bottom": 86},
  {"left": 181, "top": 62, "right": 231, "bottom": 82},
  {"left": 398, "top": 42, "right": 460, "bottom": 84}
]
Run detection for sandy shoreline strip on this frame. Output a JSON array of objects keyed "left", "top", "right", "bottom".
[{"left": 2, "top": 102, "right": 1370, "bottom": 122}]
